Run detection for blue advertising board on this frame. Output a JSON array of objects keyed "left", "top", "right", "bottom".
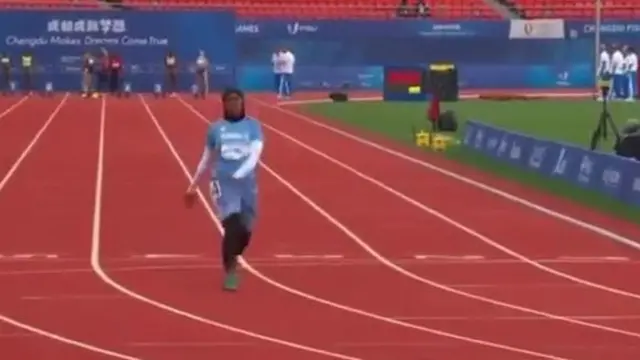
[
  {"left": 0, "top": 11, "right": 236, "bottom": 91},
  {"left": 463, "top": 121, "right": 640, "bottom": 207},
  {"left": 0, "top": 15, "right": 612, "bottom": 92},
  {"left": 234, "top": 19, "right": 595, "bottom": 91},
  {"left": 235, "top": 19, "right": 509, "bottom": 38}
]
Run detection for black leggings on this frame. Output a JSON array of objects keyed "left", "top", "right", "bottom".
[
  {"left": 1, "top": 69, "right": 9, "bottom": 91},
  {"left": 96, "top": 72, "right": 109, "bottom": 92},
  {"left": 22, "top": 69, "right": 32, "bottom": 92},
  {"left": 221, "top": 213, "right": 251, "bottom": 272},
  {"left": 109, "top": 69, "right": 120, "bottom": 93},
  {"left": 166, "top": 69, "right": 177, "bottom": 92}
]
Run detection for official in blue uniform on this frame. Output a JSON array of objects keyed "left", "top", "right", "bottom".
[{"left": 185, "top": 88, "right": 264, "bottom": 291}]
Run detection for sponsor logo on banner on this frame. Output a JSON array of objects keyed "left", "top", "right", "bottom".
[
  {"left": 528, "top": 145, "right": 547, "bottom": 169},
  {"left": 602, "top": 167, "right": 621, "bottom": 188},
  {"left": 463, "top": 126, "right": 474, "bottom": 145},
  {"left": 509, "top": 140, "right": 522, "bottom": 160},
  {"left": 462, "top": 121, "right": 640, "bottom": 208},
  {"left": 633, "top": 177, "right": 640, "bottom": 192},
  {"left": 486, "top": 136, "right": 499, "bottom": 152},
  {"left": 474, "top": 129, "right": 484, "bottom": 149},
  {"left": 582, "top": 23, "right": 640, "bottom": 34},
  {"left": 235, "top": 24, "right": 260, "bottom": 33},
  {"left": 287, "top": 22, "right": 318, "bottom": 35},
  {"left": 509, "top": 19, "right": 565, "bottom": 39},
  {"left": 556, "top": 71, "right": 570, "bottom": 86},
  {"left": 552, "top": 147, "right": 568, "bottom": 175},
  {"left": 496, "top": 135, "right": 509, "bottom": 157},
  {"left": 577, "top": 155, "right": 594, "bottom": 184},
  {"left": 418, "top": 23, "right": 475, "bottom": 37}
]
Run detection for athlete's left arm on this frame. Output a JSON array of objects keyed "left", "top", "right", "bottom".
[{"left": 232, "top": 120, "right": 264, "bottom": 179}]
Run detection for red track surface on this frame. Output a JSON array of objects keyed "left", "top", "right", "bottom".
[{"left": 0, "top": 93, "right": 639, "bottom": 359}]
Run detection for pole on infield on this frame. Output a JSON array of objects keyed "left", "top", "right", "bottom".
[{"left": 594, "top": 0, "right": 601, "bottom": 93}]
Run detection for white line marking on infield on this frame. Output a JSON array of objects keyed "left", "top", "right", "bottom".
[
  {"left": 0, "top": 253, "right": 60, "bottom": 261},
  {"left": 394, "top": 314, "right": 640, "bottom": 321},
  {"left": 413, "top": 254, "right": 485, "bottom": 261},
  {"left": 132, "top": 254, "right": 204, "bottom": 260},
  {"left": 129, "top": 341, "right": 255, "bottom": 348},
  {"left": 555, "top": 256, "right": 629, "bottom": 262},
  {"left": 274, "top": 254, "right": 344, "bottom": 260}
]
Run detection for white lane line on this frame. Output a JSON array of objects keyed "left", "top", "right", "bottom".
[
  {"left": 394, "top": 315, "right": 640, "bottom": 321},
  {"left": 0, "top": 95, "right": 29, "bottom": 123},
  {"left": 0, "top": 93, "right": 68, "bottom": 192},
  {"left": 0, "top": 93, "right": 138, "bottom": 359},
  {"left": 129, "top": 341, "right": 255, "bottom": 348},
  {"left": 174, "top": 96, "right": 570, "bottom": 360},
  {"left": 88, "top": 94, "right": 360, "bottom": 360},
  {"left": 250, "top": 96, "right": 640, "bottom": 253}
]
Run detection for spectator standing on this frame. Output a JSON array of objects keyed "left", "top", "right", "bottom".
[
  {"left": 272, "top": 49, "right": 284, "bottom": 95},
  {"left": 611, "top": 44, "right": 625, "bottom": 99},
  {"left": 108, "top": 52, "right": 123, "bottom": 94},
  {"left": 97, "top": 47, "right": 110, "bottom": 95},
  {"left": 597, "top": 44, "right": 611, "bottom": 101},
  {"left": 278, "top": 48, "right": 295, "bottom": 99},
  {"left": 21, "top": 51, "right": 34, "bottom": 94},
  {"left": 396, "top": 0, "right": 412, "bottom": 17},
  {"left": 416, "top": 0, "right": 430, "bottom": 17},
  {"left": 165, "top": 50, "right": 178, "bottom": 96},
  {"left": 624, "top": 46, "right": 637, "bottom": 101},
  {"left": 81, "top": 51, "right": 97, "bottom": 98},
  {"left": 194, "top": 50, "right": 209, "bottom": 98},
  {"left": 0, "top": 53, "right": 10, "bottom": 93}
]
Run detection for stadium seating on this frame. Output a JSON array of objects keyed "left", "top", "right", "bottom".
[
  {"left": 507, "top": 0, "right": 640, "bottom": 19},
  {"left": 122, "top": 0, "right": 501, "bottom": 19},
  {"left": 0, "top": 0, "right": 500, "bottom": 18},
  {"left": 0, "top": 0, "right": 100, "bottom": 8},
  {"left": 0, "top": 0, "right": 638, "bottom": 19}
]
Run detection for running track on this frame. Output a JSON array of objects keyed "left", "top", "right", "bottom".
[{"left": 0, "top": 93, "right": 639, "bottom": 359}]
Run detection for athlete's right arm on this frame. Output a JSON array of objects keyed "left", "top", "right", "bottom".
[{"left": 188, "top": 124, "right": 217, "bottom": 190}]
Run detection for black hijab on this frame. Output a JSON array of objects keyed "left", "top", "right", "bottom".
[{"left": 221, "top": 88, "right": 246, "bottom": 122}]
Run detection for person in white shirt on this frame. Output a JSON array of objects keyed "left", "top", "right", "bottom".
[
  {"left": 611, "top": 44, "right": 625, "bottom": 99},
  {"left": 597, "top": 44, "right": 611, "bottom": 101},
  {"left": 278, "top": 48, "right": 295, "bottom": 99},
  {"left": 194, "top": 50, "right": 209, "bottom": 98},
  {"left": 624, "top": 46, "right": 638, "bottom": 101},
  {"left": 271, "top": 49, "right": 283, "bottom": 95}
]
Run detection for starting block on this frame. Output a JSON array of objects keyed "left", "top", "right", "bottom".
[{"left": 414, "top": 130, "right": 455, "bottom": 151}]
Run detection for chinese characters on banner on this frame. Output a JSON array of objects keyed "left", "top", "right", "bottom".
[{"left": 46, "top": 19, "right": 127, "bottom": 34}]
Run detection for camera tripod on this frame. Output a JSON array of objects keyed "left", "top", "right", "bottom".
[{"left": 589, "top": 89, "right": 621, "bottom": 151}]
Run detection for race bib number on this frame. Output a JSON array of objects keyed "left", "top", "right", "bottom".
[{"left": 220, "top": 143, "right": 249, "bottom": 161}]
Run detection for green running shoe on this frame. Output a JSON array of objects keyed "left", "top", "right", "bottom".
[{"left": 223, "top": 271, "right": 239, "bottom": 291}]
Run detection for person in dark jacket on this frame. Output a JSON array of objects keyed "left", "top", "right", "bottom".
[
  {"left": 165, "top": 50, "right": 178, "bottom": 96},
  {"left": 621, "top": 118, "right": 640, "bottom": 136},
  {"left": 614, "top": 119, "right": 640, "bottom": 160},
  {"left": 21, "top": 51, "right": 34, "bottom": 94},
  {"left": 108, "top": 52, "right": 123, "bottom": 94},
  {"left": 96, "top": 48, "right": 110, "bottom": 95},
  {"left": 0, "top": 53, "right": 10, "bottom": 93}
]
